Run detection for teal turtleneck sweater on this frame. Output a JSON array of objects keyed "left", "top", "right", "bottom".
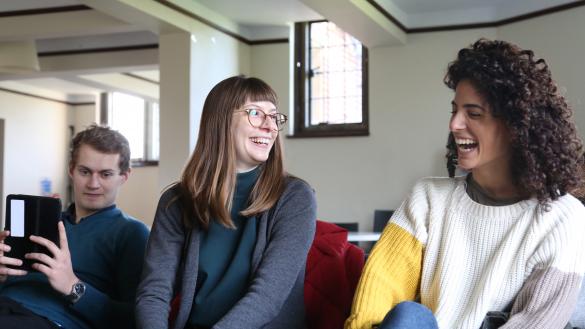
[{"left": 188, "top": 167, "right": 260, "bottom": 327}]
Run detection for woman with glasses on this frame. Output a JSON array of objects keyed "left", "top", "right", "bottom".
[
  {"left": 136, "top": 76, "right": 317, "bottom": 329},
  {"left": 346, "top": 39, "right": 585, "bottom": 329}
]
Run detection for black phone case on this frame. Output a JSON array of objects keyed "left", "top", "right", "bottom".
[{"left": 4, "top": 194, "right": 62, "bottom": 271}]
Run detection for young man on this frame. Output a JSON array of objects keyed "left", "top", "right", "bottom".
[{"left": 0, "top": 124, "right": 149, "bottom": 329}]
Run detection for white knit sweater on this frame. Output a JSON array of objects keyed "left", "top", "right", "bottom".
[{"left": 347, "top": 176, "right": 585, "bottom": 329}]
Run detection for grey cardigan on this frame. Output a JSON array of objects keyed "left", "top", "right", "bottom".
[{"left": 135, "top": 177, "right": 317, "bottom": 329}]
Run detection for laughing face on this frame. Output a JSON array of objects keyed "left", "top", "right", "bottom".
[
  {"left": 232, "top": 100, "right": 279, "bottom": 172},
  {"left": 449, "top": 80, "right": 512, "bottom": 174}
]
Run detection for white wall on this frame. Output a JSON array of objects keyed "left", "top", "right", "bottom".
[
  {"left": 251, "top": 29, "right": 496, "bottom": 230},
  {"left": 250, "top": 43, "right": 289, "bottom": 116},
  {"left": 0, "top": 91, "right": 70, "bottom": 226},
  {"left": 252, "top": 7, "right": 585, "bottom": 231},
  {"left": 4, "top": 6, "right": 584, "bottom": 232},
  {"left": 497, "top": 6, "right": 585, "bottom": 135},
  {"left": 116, "top": 165, "right": 159, "bottom": 227},
  {"left": 71, "top": 103, "right": 99, "bottom": 134},
  {"left": 119, "top": 26, "right": 252, "bottom": 227}
]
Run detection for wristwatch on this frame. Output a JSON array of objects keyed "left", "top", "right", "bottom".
[{"left": 66, "top": 280, "right": 86, "bottom": 304}]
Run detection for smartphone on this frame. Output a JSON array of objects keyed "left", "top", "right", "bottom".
[{"left": 4, "top": 194, "right": 62, "bottom": 271}]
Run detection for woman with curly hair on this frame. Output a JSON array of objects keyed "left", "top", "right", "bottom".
[{"left": 345, "top": 39, "right": 585, "bottom": 329}]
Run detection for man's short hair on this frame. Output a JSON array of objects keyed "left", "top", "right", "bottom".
[{"left": 69, "top": 124, "right": 131, "bottom": 173}]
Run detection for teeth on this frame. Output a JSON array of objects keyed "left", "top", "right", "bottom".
[
  {"left": 455, "top": 138, "right": 477, "bottom": 145},
  {"left": 251, "top": 137, "right": 270, "bottom": 145}
]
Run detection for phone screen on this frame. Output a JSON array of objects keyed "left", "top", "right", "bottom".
[{"left": 10, "top": 199, "right": 25, "bottom": 237}]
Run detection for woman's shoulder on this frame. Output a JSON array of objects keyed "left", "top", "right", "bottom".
[
  {"left": 548, "top": 193, "right": 585, "bottom": 224},
  {"left": 278, "top": 174, "right": 316, "bottom": 207},
  {"left": 156, "top": 183, "right": 185, "bottom": 215},
  {"left": 284, "top": 175, "right": 313, "bottom": 192},
  {"left": 159, "top": 183, "right": 181, "bottom": 201}
]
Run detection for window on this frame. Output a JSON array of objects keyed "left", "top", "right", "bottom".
[
  {"left": 293, "top": 21, "right": 369, "bottom": 137},
  {"left": 107, "top": 92, "right": 159, "bottom": 165}
]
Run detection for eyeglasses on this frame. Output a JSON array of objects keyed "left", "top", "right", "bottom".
[{"left": 235, "top": 108, "right": 288, "bottom": 131}]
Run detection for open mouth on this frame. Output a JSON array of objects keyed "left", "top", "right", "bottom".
[
  {"left": 455, "top": 138, "right": 478, "bottom": 152},
  {"left": 250, "top": 137, "right": 270, "bottom": 146}
]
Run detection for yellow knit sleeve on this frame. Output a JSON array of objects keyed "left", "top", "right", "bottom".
[{"left": 344, "top": 223, "right": 423, "bottom": 329}]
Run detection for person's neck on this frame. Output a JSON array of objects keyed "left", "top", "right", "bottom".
[
  {"left": 74, "top": 209, "right": 94, "bottom": 223},
  {"left": 471, "top": 167, "right": 523, "bottom": 200},
  {"left": 236, "top": 165, "right": 259, "bottom": 174}
]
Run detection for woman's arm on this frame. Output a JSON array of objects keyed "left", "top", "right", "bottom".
[
  {"left": 502, "top": 201, "right": 585, "bottom": 329},
  {"left": 213, "top": 179, "right": 317, "bottom": 329},
  {"left": 345, "top": 180, "right": 432, "bottom": 329},
  {"left": 344, "top": 223, "right": 424, "bottom": 329},
  {"left": 502, "top": 268, "right": 582, "bottom": 328},
  {"left": 135, "top": 189, "right": 186, "bottom": 329}
]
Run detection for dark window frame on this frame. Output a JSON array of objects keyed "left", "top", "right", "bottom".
[{"left": 291, "top": 21, "right": 369, "bottom": 138}]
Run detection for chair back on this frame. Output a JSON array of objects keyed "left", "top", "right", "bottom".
[
  {"left": 373, "top": 210, "right": 394, "bottom": 232},
  {"left": 333, "top": 222, "right": 358, "bottom": 232}
]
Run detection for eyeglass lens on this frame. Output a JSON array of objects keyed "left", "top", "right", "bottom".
[{"left": 247, "top": 109, "right": 286, "bottom": 131}]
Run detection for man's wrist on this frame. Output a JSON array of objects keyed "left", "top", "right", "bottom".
[{"left": 65, "top": 280, "right": 86, "bottom": 304}]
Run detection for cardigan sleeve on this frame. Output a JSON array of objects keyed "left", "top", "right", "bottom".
[
  {"left": 502, "top": 199, "right": 585, "bottom": 329},
  {"left": 213, "top": 179, "right": 317, "bottom": 329},
  {"left": 345, "top": 180, "right": 430, "bottom": 329},
  {"left": 135, "top": 188, "right": 186, "bottom": 329}
]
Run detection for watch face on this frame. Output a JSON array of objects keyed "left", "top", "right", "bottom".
[
  {"left": 68, "top": 281, "right": 86, "bottom": 303},
  {"left": 74, "top": 282, "right": 85, "bottom": 295}
]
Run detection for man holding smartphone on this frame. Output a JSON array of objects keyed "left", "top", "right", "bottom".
[{"left": 0, "top": 124, "right": 149, "bottom": 329}]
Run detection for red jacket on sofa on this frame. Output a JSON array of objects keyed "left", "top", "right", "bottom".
[{"left": 305, "top": 220, "right": 366, "bottom": 329}]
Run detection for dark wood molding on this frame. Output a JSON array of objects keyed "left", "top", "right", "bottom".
[
  {"left": 496, "top": 0, "right": 585, "bottom": 26},
  {"left": 286, "top": 129, "right": 369, "bottom": 138},
  {"left": 364, "top": 0, "right": 407, "bottom": 32},
  {"left": 131, "top": 159, "right": 159, "bottom": 167},
  {"left": 368, "top": 0, "right": 585, "bottom": 33},
  {"left": 153, "top": 0, "right": 288, "bottom": 45},
  {"left": 38, "top": 44, "right": 159, "bottom": 57},
  {"left": 0, "top": 87, "right": 95, "bottom": 106},
  {"left": 249, "top": 38, "right": 289, "bottom": 45},
  {"left": 122, "top": 73, "right": 159, "bottom": 85},
  {"left": 0, "top": 5, "right": 91, "bottom": 18},
  {"left": 153, "top": 0, "right": 248, "bottom": 43}
]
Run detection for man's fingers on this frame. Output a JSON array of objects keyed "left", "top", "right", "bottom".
[
  {"left": 31, "top": 262, "right": 50, "bottom": 275},
  {"left": 29, "top": 235, "right": 60, "bottom": 256},
  {"left": 0, "top": 243, "right": 11, "bottom": 253},
  {"left": 0, "top": 266, "right": 27, "bottom": 276},
  {"left": 58, "top": 221, "right": 68, "bottom": 252},
  {"left": 0, "top": 230, "right": 10, "bottom": 240},
  {"left": 25, "top": 252, "right": 56, "bottom": 268},
  {"left": 0, "top": 255, "right": 23, "bottom": 267}
]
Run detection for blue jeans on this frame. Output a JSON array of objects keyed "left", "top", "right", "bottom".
[{"left": 378, "top": 301, "right": 438, "bottom": 329}]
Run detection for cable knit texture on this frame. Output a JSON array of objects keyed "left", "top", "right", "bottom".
[{"left": 346, "top": 176, "right": 585, "bottom": 329}]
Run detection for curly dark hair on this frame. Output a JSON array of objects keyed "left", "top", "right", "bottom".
[{"left": 444, "top": 38, "right": 583, "bottom": 203}]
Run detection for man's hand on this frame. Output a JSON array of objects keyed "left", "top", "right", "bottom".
[
  {"left": 25, "top": 221, "right": 79, "bottom": 295},
  {"left": 0, "top": 230, "right": 27, "bottom": 282}
]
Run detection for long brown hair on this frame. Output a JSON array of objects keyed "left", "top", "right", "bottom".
[{"left": 177, "top": 75, "right": 286, "bottom": 230}]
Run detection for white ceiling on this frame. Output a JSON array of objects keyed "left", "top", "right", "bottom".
[
  {"left": 0, "top": 0, "right": 579, "bottom": 102},
  {"left": 194, "top": 0, "right": 576, "bottom": 29},
  {"left": 195, "top": 0, "right": 322, "bottom": 27}
]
